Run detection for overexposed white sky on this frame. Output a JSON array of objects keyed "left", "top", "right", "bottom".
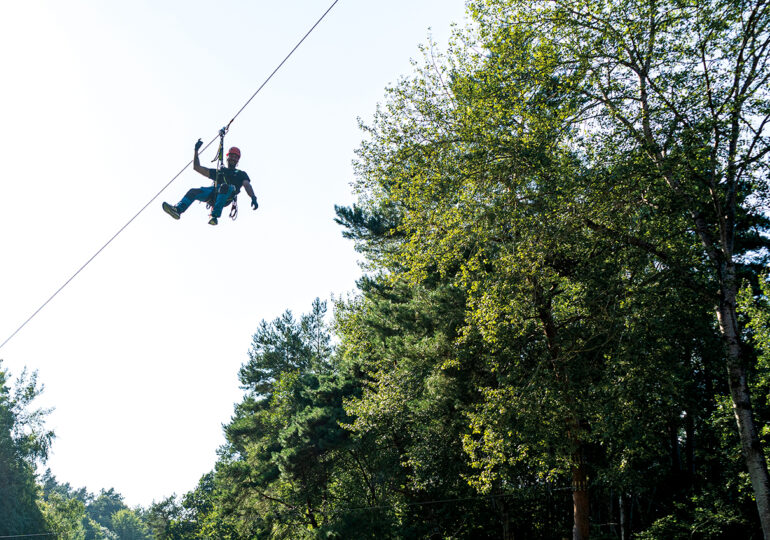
[{"left": 0, "top": 0, "right": 467, "bottom": 507}]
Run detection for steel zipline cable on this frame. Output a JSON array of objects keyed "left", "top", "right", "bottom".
[{"left": 0, "top": 0, "right": 340, "bottom": 352}]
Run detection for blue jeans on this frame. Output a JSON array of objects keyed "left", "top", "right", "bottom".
[{"left": 176, "top": 185, "right": 235, "bottom": 218}]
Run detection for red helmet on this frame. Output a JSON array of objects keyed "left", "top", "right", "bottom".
[{"left": 227, "top": 147, "right": 241, "bottom": 158}]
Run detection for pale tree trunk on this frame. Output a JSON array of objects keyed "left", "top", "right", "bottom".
[
  {"left": 619, "top": 494, "right": 629, "bottom": 540},
  {"left": 687, "top": 215, "right": 770, "bottom": 537},
  {"left": 718, "top": 266, "right": 770, "bottom": 536},
  {"left": 638, "top": 63, "right": 770, "bottom": 535},
  {"left": 536, "top": 0, "right": 770, "bottom": 532},
  {"left": 617, "top": 0, "right": 770, "bottom": 528}
]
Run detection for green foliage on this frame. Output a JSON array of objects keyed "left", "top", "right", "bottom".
[
  {"left": 160, "top": 300, "right": 367, "bottom": 538},
  {"left": 39, "top": 492, "right": 88, "bottom": 540},
  {"left": 740, "top": 275, "right": 770, "bottom": 450},
  {"left": 335, "top": 275, "right": 544, "bottom": 537},
  {"left": 87, "top": 488, "right": 129, "bottom": 530},
  {"left": 0, "top": 361, "right": 53, "bottom": 537},
  {"left": 111, "top": 508, "right": 153, "bottom": 540},
  {"left": 38, "top": 473, "right": 151, "bottom": 540},
  {"left": 741, "top": 275, "right": 770, "bottom": 374},
  {"left": 165, "top": 0, "right": 770, "bottom": 537},
  {"left": 635, "top": 495, "right": 748, "bottom": 539},
  {"left": 147, "top": 495, "right": 197, "bottom": 540},
  {"left": 236, "top": 298, "right": 332, "bottom": 404},
  {"left": 340, "top": 0, "right": 768, "bottom": 535}
]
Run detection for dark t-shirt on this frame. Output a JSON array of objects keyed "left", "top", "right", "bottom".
[{"left": 208, "top": 167, "right": 250, "bottom": 193}]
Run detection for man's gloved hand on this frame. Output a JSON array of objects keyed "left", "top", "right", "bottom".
[
  {"left": 251, "top": 196, "right": 259, "bottom": 210},
  {"left": 195, "top": 139, "right": 203, "bottom": 152}
]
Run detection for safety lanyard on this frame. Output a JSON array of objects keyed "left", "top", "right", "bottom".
[{"left": 212, "top": 127, "right": 227, "bottom": 188}]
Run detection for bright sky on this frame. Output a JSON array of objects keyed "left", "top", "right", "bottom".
[{"left": 0, "top": 0, "right": 467, "bottom": 508}]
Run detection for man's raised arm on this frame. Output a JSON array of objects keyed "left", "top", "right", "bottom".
[{"left": 193, "top": 139, "right": 214, "bottom": 178}]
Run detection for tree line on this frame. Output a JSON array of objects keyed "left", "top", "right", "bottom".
[{"left": 2, "top": 0, "right": 770, "bottom": 538}]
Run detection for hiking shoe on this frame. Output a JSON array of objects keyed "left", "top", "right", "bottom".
[
  {"left": 162, "top": 202, "right": 180, "bottom": 220},
  {"left": 208, "top": 216, "right": 218, "bottom": 226}
]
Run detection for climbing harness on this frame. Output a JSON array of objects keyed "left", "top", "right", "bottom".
[{"left": 207, "top": 126, "right": 238, "bottom": 221}]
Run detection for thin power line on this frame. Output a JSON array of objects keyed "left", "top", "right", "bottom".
[
  {"left": 0, "top": 0, "right": 340, "bottom": 352},
  {"left": 266, "top": 487, "right": 573, "bottom": 519},
  {"left": 0, "top": 536, "right": 55, "bottom": 539},
  {"left": 341, "top": 492, "right": 520, "bottom": 512}
]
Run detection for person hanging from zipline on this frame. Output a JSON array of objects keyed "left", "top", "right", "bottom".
[{"left": 162, "top": 138, "right": 258, "bottom": 225}]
